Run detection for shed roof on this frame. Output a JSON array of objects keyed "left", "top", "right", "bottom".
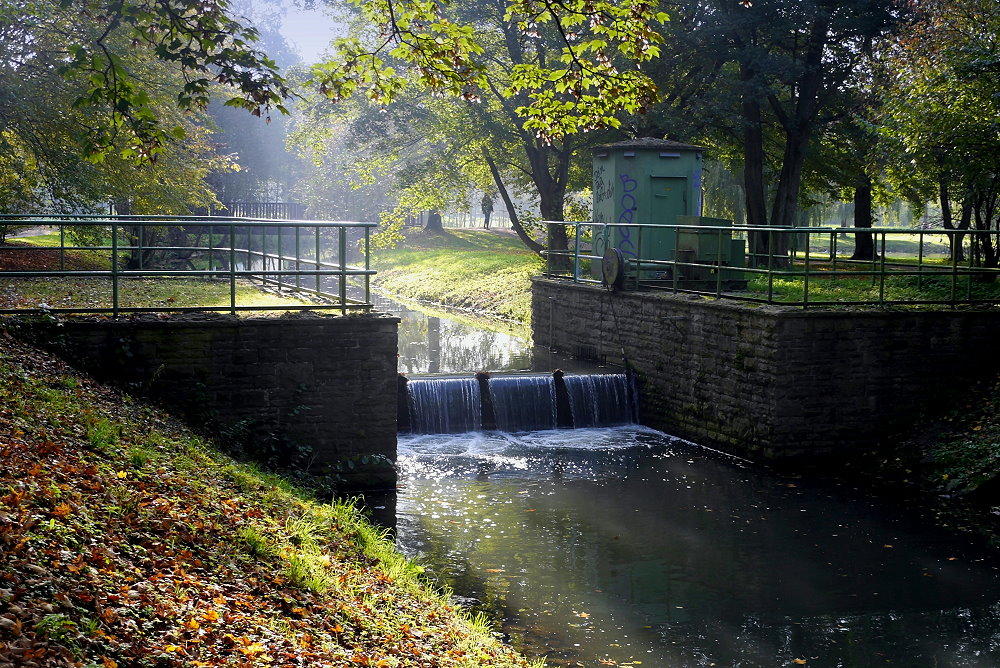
[{"left": 593, "top": 138, "right": 706, "bottom": 153}]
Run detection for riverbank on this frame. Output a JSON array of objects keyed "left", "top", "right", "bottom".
[
  {"left": 370, "top": 228, "right": 543, "bottom": 325},
  {"left": 0, "top": 333, "right": 541, "bottom": 668}
]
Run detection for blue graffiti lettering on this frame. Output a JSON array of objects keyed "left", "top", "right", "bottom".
[{"left": 617, "top": 173, "right": 639, "bottom": 257}]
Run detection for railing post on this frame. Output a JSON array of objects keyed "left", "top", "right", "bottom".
[
  {"left": 365, "top": 226, "right": 371, "bottom": 305},
  {"left": 277, "top": 225, "right": 283, "bottom": 292},
  {"left": 672, "top": 225, "right": 679, "bottom": 294},
  {"left": 967, "top": 235, "right": 974, "bottom": 301},
  {"left": 111, "top": 220, "right": 119, "bottom": 317},
  {"left": 878, "top": 231, "right": 887, "bottom": 306},
  {"left": 767, "top": 230, "right": 775, "bottom": 304},
  {"left": 229, "top": 222, "right": 237, "bottom": 316},
  {"left": 951, "top": 230, "right": 959, "bottom": 306},
  {"left": 295, "top": 225, "right": 302, "bottom": 289},
  {"left": 716, "top": 226, "right": 723, "bottom": 298},
  {"left": 339, "top": 226, "right": 347, "bottom": 315},
  {"left": 315, "top": 225, "right": 321, "bottom": 295},
  {"left": 573, "top": 223, "right": 581, "bottom": 281},
  {"left": 545, "top": 223, "right": 553, "bottom": 276},
  {"left": 803, "top": 229, "right": 811, "bottom": 309},
  {"left": 59, "top": 223, "right": 65, "bottom": 271},
  {"left": 831, "top": 230, "right": 838, "bottom": 282},
  {"left": 917, "top": 229, "right": 924, "bottom": 289}
]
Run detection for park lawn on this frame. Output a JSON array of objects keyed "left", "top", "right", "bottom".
[
  {"left": 2, "top": 238, "right": 316, "bottom": 312},
  {"left": 371, "top": 229, "right": 543, "bottom": 324},
  {"left": 0, "top": 333, "right": 542, "bottom": 668},
  {"left": 0, "top": 276, "right": 312, "bottom": 312}
]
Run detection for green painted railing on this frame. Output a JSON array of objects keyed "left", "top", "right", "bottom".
[
  {"left": 544, "top": 221, "right": 1000, "bottom": 308},
  {"left": 0, "top": 214, "right": 376, "bottom": 316}
]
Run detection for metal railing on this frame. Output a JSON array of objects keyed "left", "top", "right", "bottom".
[
  {"left": 0, "top": 214, "right": 377, "bottom": 316},
  {"left": 543, "top": 221, "right": 1000, "bottom": 308}
]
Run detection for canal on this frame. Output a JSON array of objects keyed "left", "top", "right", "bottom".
[{"left": 382, "top": 294, "right": 1000, "bottom": 667}]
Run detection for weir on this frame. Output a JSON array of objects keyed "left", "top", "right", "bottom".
[{"left": 399, "top": 371, "right": 637, "bottom": 434}]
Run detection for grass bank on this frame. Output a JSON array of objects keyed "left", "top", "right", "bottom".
[
  {"left": 862, "top": 375, "right": 1000, "bottom": 513},
  {"left": 0, "top": 333, "right": 541, "bottom": 668},
  {"left": 371, "top": 229, "right": 543, "bottom": 325}
]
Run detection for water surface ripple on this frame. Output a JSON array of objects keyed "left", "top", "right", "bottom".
[{"left": 396, "top": 428, "right": 1000, "bottom": 667}]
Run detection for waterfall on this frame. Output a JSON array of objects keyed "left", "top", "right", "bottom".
[
  {"left": 563, "top": 373, "right": 637, "bottom": 427},
  {"left": 407, "top": 377, "right": 481, "bottom": 434},
  {"left": 490, "top": 375, "right": 558, "bottom": 432},
  {"left": 403, "top": 373, "right": 636, "bottom": 434}
]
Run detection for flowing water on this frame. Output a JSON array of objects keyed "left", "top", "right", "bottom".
[
  {"left": 381, "top": 294, "right": 1000, "bottom": 666},
  {"left": 396, "top": 429, "right": 1000, "bottom": 667}
]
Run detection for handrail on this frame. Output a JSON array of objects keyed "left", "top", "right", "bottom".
[
  {"left": 0, "top": 215, "right": 376, "bottom": 316},
  {"left": 542, "top": 221, "right": 1000, "bottom": 309}
]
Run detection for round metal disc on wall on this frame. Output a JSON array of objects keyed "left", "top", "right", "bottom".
[{"left": 602, "top": 247, "right": 625, "bottom": 290}]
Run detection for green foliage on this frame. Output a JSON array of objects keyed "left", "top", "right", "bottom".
[
  {"left": 86, "top": 417, "right": 120, "bottom": 452},
  {"left": 35, "top": 613, "right": 82, "bottom": 656},
  {"left": 310, "top": 0, "right": 666, "bottom": 141},
  {"left": 8, "top": 0, "right": 288, "bottom": 163},
  {"left": 880, "top": 0, "right": 1000, "bottom": 258}
]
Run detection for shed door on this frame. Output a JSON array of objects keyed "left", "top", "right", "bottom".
[{"left": 649, "top": 176, "right": 688, "bottom": 225}]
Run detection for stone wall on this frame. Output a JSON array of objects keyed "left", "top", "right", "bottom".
[
  {"left": 532, "top": 278, "right": 1000, "bottom": 461},
  {"left": 12, "top": 312, "right": 399, "bottom": 489}
]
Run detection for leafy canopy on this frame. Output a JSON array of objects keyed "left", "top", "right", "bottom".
[
  {"left": 4, "top": 0, "right": 291, "bottom": 163},
  {"left": 310, "top": 0, "right": 669, "bottom": 140}
]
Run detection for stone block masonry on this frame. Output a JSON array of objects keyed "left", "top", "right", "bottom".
[
  {"left": 532, "top": 278, "right": 1000, "bottom": 461},
  {"left": 10, "top": 312, "right": 399, "bottom": 489}
]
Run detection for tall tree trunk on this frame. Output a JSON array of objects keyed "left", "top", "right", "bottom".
[
  {"left": 740, "top": 62, "right": 770, "bottom": 265},
  {"left": 767, "top": 16, "right": 830, "bottom": 263},
  {"left": 940, "top": 180, "right": 966, "bottom": 262},
  {"left": 973, "top": 188, "right": 999, "bottom": 271},
  {"left": 850, "top": 174, "right": 876, "bottom": 260},
  {"left": 424, "top": 210, "right": 444, "bottom": 233},
  {"left": 769, "top": 127, "right": 811, "bottom": 230},
  {"left": 482, "top": 148, "right": 543, "bottom": 255}
]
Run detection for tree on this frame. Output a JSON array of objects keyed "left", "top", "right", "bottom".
[
  {"left": 1, "top": 10, "right": 240, "bottom": 213},
  {"left": 297, "top": 0, "right": 621, "bottom": 256},
  {"left": 881, "top": 0, "right": 1000, "bottom": 267},
  {"left": 1, "top": 0, "right": 290, "bottom": 165},
  {"left": 628, "top": 0, "right": 906, "bottom": 262},
  {"left": 310, "top": 0, "right": 667, "bottom": 141}
]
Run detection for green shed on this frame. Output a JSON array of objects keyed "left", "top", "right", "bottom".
[{"left": 591, "top": 138, "right": 744, "bottom": 288}]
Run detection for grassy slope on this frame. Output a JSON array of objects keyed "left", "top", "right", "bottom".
[
  {"left": 0, "top": 334, "right": 540, "bottom": 668},
  {"left": 370, "top": 229, "right": 543, "bottom": 324}
]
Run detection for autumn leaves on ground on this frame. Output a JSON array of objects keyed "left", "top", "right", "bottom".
[{"left": 0, "top": 333, "right": 540, "bottom": 667}]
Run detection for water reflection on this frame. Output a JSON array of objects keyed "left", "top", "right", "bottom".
[
  {"left": 375, "top": 294, "right": 610, "bottom": 374},
  {"left": 396, "top": 429, "right": 1000, "bottom": 667}
]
